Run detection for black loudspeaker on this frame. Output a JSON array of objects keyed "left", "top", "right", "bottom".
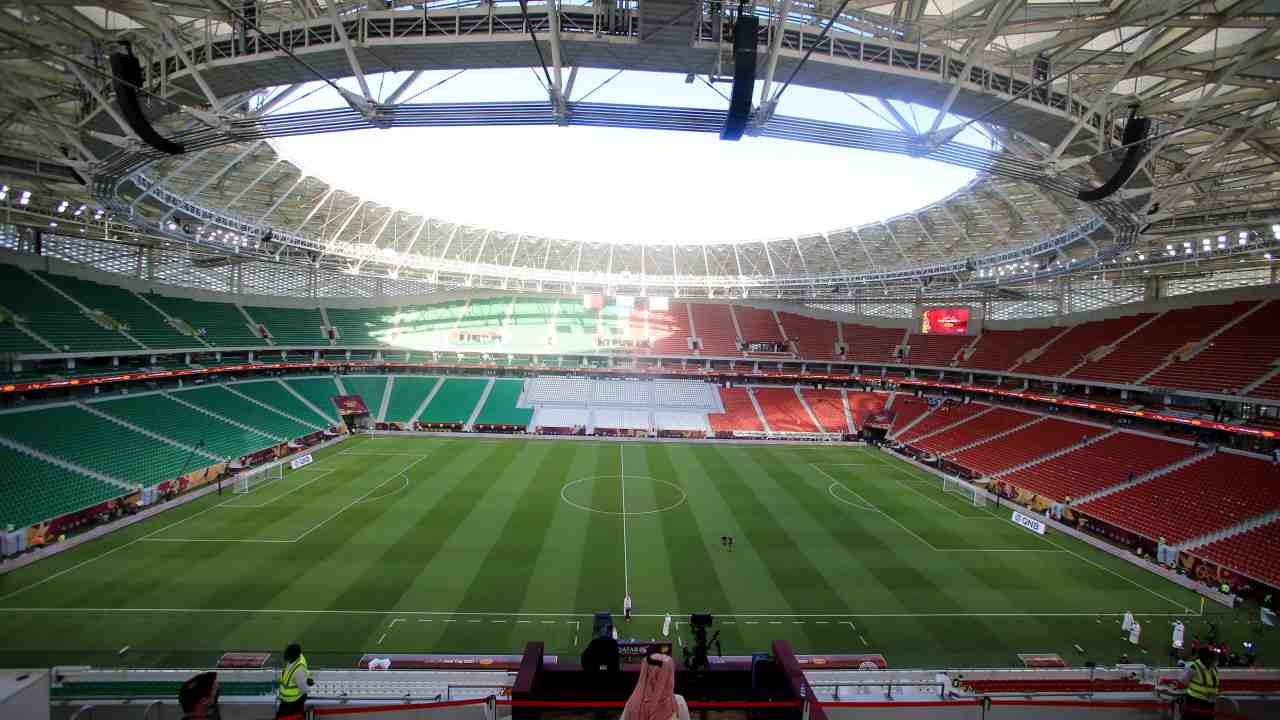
[
  {"left": 1077, "top": 110, "right": 1150, "bottom": 202},
  {"left": 720, "top": 15, "right": 760, "bottom": 141},
  {"left": 109, "top": 49, "right": 185, "bottom": 155}
]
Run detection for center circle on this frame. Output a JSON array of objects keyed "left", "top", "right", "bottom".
[{"left": 560, "top": 474, "right": 688, "bottom": 516}]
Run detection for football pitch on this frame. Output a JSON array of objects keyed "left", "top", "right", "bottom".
[{"left": 0, "top": 435, "right": 1248, "bottom": 668}]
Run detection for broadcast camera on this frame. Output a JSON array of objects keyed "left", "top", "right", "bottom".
[{"left": 683, "top": 612, "right": 721, "bottom": 671}]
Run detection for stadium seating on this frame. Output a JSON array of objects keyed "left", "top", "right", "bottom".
[
  {"left": 650, "top": 303, "right": 692, "bottom": 354},
  {"left": 93, "top": 393, "right": 275, "bottom": 461},
  {"left": 325, "top": 306, "right": 396, "bottom": 345},
  {"left": 708, "top": 387, "right": 764, "bottom": 432},
  {"left": 0, "top": 322, "right": 47, "bottom": 354},
  {"left": 281, "top": 377, "right": 341, "bottom": 423},
  {"left": 1069, "top": 303, "right": 1249, "bottom": 385},
  {"left": 1192, "top": 519, "right": 1280, "bottom": 590},
  {"left": 383, "top": 376, "right": 439, "bottom": 423},
  {"left": 0, "top": 266, "right": 139, "bottom": 352},
  {"left": 911, "top": 407, "right": 1036, "bottom": 455},
  {"left": 1145, "top": 300, "right": 1277, "bottom": 394},
  {"left": 896, "top": 402, "right": 989, "bottom": 443},
  {"left": 173, "top": 386, "right": 315, "bottom": 440},
  {"left": 844, "top": 323, "right": 904, "bottom": 364},
  {"left": 903, "top": 333, "right": 969, "bottom": 367},
  {"left": 147, "top": 294, "right": 267, "bottom": 347},
  {"left": 243, "top": 305, "right": 326, "bottom": 346},
  {"left": 0, "top": 443, "right": 127, "bottom": 529},
  {"left": 474, "top": 379, "right": 532, "bottom": 426},
  {"left": 735, "top": 306, "right": 783, "bottom": 346},
  {"left": 887, "top": 396, "right": 931, "bottom": 435},
  {"left": 232, "top": 380, "right": 334, "bottom": 428},
  {"left": 1001, "top": 431, "right": 1197, "bottom": 502},
  {"left": 801, "top": 389, "right": 848, "bottom": 433},
  {"left": 592, "top": 379, "right": 651, "bottom": 406},
  {"left": 418, "top": 378, "right": 487, "bottom": 424},
  {"left": 960, "top": 327, "right": 1063, "bottom": 371},
  {"left": 552, "top": 301, "right": 599, "bottom": 350},
  {"left": 653, "top": 379, "right": 718, "bottom": 408},
  {"left": 779, "top": 312, "right": 839, "bottom": 360},
  {"left": 1016, "top": 314, "right": 1153, "bottom": 378},
  {"left": 456, "top": 297, "right": 511, "bottom": 332},
  {"left": 395, "top": 302, "right": 464, "bottom": 340},
  {"left": 526, "top": 377, "right": 593, "bottom": 405},
  {"left": 342, "top": 376, "right": 390, "bottom": 415},
  {"left": 0, "top": 405, "right": 191, "bottom": 486},
  {"left": 40, "top": 273, "right": 193, "bottom": 350},
  {"left": 690, "top": 304, "right": 738, "bottom": 355},
  {"left": 1253, "top": 373, "right": 1280, "bottom": 400},
  {"left": 948, "top": 417, "right": 1108, "bottom": 476},
  {"left": 846, "top": 392, "right": 886, "bottom": 428},
  {"left": 753, "top": 388, "right": 818, "bottom": 432},
  {"left": 1076, "top": 451, "right": 1280, "bottom": 543}
]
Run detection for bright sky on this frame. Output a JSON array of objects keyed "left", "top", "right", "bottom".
[{"left": 269, "top": 69, "right": 983, "bottom": 245}]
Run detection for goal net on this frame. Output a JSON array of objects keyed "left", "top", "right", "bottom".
[
  {"left": 233, "top": 464, "right": 283, "bottom": 495},
  {"left": 943, "top": 476, "right": 986, "bottom": 507}
]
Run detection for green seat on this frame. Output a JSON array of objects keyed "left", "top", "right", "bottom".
[
  {"left": 280, "top": 377, "right": 342, "bottom": 424},
  {"left": 473, "top": 379, "right": 532, "bottom": 426},
  {"left": 0, "top": 444, "right": 124, "bottom": 528},
  {"left": 171, "top": 386, "right": 318, "bottom": 440},
  {"left": 93, "top": 393, "right": 275, "bottom": 461},
  {"left": 147, "top": 295, "right": 267, "bottom": 347},
  {"left": 419, "top": 378, "right": 488, "bottom": 424},
  {"left": 0, "top": 405, "right": 191, "bottom": 487},
  {"left": 244, "top": 306, "right": 326, "bottom": 346},
  {"left": 384, "top": 376, "right": 439, "bottom": 422}
]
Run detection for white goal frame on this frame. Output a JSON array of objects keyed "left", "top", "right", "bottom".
[
  {"left": 943, "top": 476, "right": 986, "bottom": 507},
  {"left": 234, "top": 464, "right": 283, "bottom": 495}
]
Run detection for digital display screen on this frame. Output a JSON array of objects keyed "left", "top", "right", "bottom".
[{"left": 921, "top": 307, "right": 970, "bottom": 335}]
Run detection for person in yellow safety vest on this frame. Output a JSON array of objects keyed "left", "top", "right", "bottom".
[
  {"left": 276, "top": 642, "right": 312, "bottom": 719},
  {"left": 1182, "top": 647, "right": 1221, "bottom": 717}
]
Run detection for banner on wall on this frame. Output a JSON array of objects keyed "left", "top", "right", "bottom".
[
  {"left": 290, "top": 454, "right": 314, "bottom": 471},
  {"left": 1011, "top": 510, "right": 1047, "bottom": 535},
  {"left": 332, "top": 394, "right": 369, "bottom": 415},
  {"left": 920, "top": 307, "right": 970, "bottom": 335}
]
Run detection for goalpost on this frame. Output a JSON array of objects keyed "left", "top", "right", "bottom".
[
  {"left": 234, "top": 463, "right": 283, "bottom": 495},
  {"left": 943, "top": 476, "right": 986, "bottom": 507}
]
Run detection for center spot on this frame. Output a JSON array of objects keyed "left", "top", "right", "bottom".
[{"left": 560, "top": 474, "right": 688, "bottom": 516}]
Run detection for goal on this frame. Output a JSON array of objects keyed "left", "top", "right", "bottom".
[
  {"left": 233, "top": 464, "right": 283, "bottom": 495},
  {"left": 943, "top": 476, "right": 986, "bottom": 507}
]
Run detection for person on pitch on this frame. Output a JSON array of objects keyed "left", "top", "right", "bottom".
[
  {"left": 624, "top": 593, "right": 633, "bottom": 622},
  {"left": 621, "top": 653, "right": 690, "bottom": 720}
]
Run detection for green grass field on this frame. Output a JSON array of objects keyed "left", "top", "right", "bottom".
[{"left": 0, "top": 435, "right": 1256, "bottom": 669}]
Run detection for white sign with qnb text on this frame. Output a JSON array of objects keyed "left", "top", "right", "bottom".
[
  {"left": 1011, "top": 510, "right": 1047, "bottom": 535},
  {"left": 290, "top": 454, "right": 314, "bottom": 471}
]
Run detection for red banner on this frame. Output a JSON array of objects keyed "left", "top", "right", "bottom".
[{"left": 332, "top": 394, "right": 369, "bottom": 415}]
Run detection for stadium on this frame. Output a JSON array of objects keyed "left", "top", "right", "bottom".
[{"left": 0, "top": 0, "right": 1279, "bottom": 717}]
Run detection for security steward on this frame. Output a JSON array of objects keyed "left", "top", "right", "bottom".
[
  {"left": 276, "top": 642, "right": 313, "bottom": 719},
  {"left": 1182, "top": 647, "right": 1221, "bottom": 717}
]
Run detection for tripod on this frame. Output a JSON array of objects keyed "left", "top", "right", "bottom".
[{"left": 684, "top": 626, "right": 722, "bottom": 672}]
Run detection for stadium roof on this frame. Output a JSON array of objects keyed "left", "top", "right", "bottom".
[{"left": 1, "top": 1, "right": 1279, "bottom": 299}]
